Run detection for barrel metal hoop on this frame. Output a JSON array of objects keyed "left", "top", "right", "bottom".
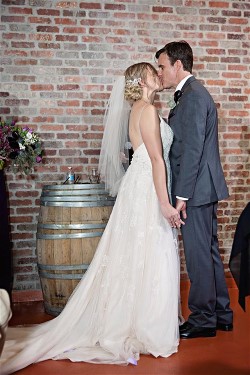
[
  {"left": 40, "top": 201, "right": 115, "bottom": 207},
  {"left": 37, "top": 223, "right": 106, "bottom": 230},
  {"left": 39, "top": 272, "right": 85, "bottom": 280},
  {"left": 41, "top": 196, "right": 113, "bottom": 202},
  {"left": 37, "top": 263, "right": 89, "bottom": 279},
  {"left": 41, "top": 190, "right": 110, "bottom": 196},
  {"left": 38, "top": 263, "right": 89, "bottom": 271},
  {"left": 36, "top": 231, "right": 104, "bottom": 239}
]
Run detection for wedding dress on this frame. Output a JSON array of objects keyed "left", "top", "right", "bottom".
[{"left": 1, "top": 118, "right": 180, "bottom": 374}]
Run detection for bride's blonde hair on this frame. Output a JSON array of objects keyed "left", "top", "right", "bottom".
[{"left": 124, "top": 62, "right": 158, "bottom": 101}]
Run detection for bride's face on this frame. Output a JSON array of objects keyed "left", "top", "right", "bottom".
[{"left": 145, "top": 68, "right": 162, "bottom": 92}]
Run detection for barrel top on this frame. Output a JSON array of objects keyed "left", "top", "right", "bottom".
[
  {"left": 42, "top": 183, "right": 105, "bottom": 191},
  {"left": 40, "top": 183, "right": 115, "bottom": 206}
]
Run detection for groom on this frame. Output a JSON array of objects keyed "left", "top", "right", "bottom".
[{"left": 155, "top": 41, "right": 233, "bottom": 339}]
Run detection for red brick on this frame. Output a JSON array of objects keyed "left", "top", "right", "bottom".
[
  {"left": 37, "top": 9, "right": 60, "bottom": 16},
  {"left": 207, "top": 80, "right": 226, "bottom": 86},
  {"left": 9, "top": 6, "right": 32, "bottom": 14},
  {"left": 29, "top": 34, "right": 53, "bottom": 41},
  {"left": 79, "top": 2, "right": 102, "bottom": 9},
  {"left": 229, "top": 17, "right": 249, "bottom": 25},
  {"left": 209, "top": 1, "right": 229, "bottom": 7},
  {"left": 38, "top": 42, "right": 60, "bottom": 49},
  {"left": 1, "top": 15, "right": 25, "bottom": 22},
  {"left": 9, "top": 199, "right": 33, "bottom": 206},
  {"left": 10, "top": 216, "right": 33, "bottom": 223},
  {"left": 65, "top": 141, "right": 88, "bottom": 148},
  {"left": 40, "top": 125, "right": 64, "bottom": 131},
  {"left": 30, "top": 84, "right": 54, "bottom": 91},
  {"left": 32, "top": 116, "right": 54, "bottom": 123},
  {"left": 4, "top": 50, "right": 26, "bottom": 58},
  {"left": 57, "top": 84, "right": 80, "bottom": 90},
  {"left": 14, "top": 75, "right": 36, "bottom": 82},
  {"left": 57, "top": 100, "right": 80, "bottom": 107},
  {"left": 11, "top": 41, "right": 35, "bottom": 48},
  {"left": 12, "top": 233, "right": 33, "bottom": 240},
  {"left": 3, "top": 33, "right": 26, "bottom": 40},
  {"left": 40, "top": 108, "right": 64, "bottom": 115},
  {"left": 206, "top": 32, "right": 226, "bottom": 39},
  {"left": 83, "top": 133, "right": 103, "bottom": 139},
  {"left": 36, "top": 26, "right": 60, "bottom": 33},
  {"left": 84, "top": 149, "right": 100, "bottom": 155},
  {"left": 228, "top": 33, "right": 246, "bottom": 40},
  {"left": 0, "top": 107, "right": 10, "bottom": 114},
  {"left": 63, "top": 27, "right": 86, "bottom": 33},
  {"left": 15, "top": 58, "right": 37, "bottom": 65},
  {"left": 229, "top": 110, "right": 249, "bottom": 117},
  {"left": 105, "top": 3, "right": 126, "bottom": 10},
  {"left": 28, "top": 17, "right": 52, "bottom": 24},
  {"left": 223, "top": 133, "right": 241, "bottom": 139},
  {"left": 56, "top": 35, "right": 78, "bottom": 42}
]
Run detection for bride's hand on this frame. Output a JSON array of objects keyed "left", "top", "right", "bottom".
[
  {"left": 160, "top": 202, "right": 185, "bottom": 228},
  {"left": 119, "top": 152, "right": 129, "bottom": 163}
]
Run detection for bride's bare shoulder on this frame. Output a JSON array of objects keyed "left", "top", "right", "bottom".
[{"left": 131, "top": 101, "right": 157, "bottom": 117}]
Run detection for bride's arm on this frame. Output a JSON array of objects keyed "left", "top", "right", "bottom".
[{"left": 140, "top": 105, "right": 182, "bottom": 228}]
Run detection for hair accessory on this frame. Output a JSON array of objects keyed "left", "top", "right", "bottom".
[{"left": 126, "top": 78, "right": 141, "bottom": 86}]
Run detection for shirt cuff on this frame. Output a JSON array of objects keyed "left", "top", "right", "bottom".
[{"left": 176, "top": 196, "right": 188, "bottom": 201}]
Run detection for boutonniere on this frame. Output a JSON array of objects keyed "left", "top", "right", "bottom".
[{"left": 167, "top": 96, "right": 176, "bottom": 109}]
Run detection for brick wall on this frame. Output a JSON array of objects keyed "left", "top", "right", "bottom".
[{"left": 0, "top": 0, "right": 249, "bottom": 295}]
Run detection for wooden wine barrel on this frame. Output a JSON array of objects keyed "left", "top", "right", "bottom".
[{"left": 36, "top": 183, "right": 115, "bottom": 316}]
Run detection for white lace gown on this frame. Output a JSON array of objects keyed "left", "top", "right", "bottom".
[{"left": 1, "top": 118, "right": 180, "bottom": 374}]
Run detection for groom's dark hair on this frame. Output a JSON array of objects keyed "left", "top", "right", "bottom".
[{"left": 155, "top": 40, "right": 193, "bottom": 73}]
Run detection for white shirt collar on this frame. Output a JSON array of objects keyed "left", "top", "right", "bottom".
[{"left": 175, "top": 74, "right": 193, "bottom": 92}]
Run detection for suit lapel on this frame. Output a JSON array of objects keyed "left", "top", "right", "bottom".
[
  {"left": 168, "top": 108, "right": 175, "bottom": 120},
  {"left": 168, "top": 76, "right": 196, "bottom": 123}
]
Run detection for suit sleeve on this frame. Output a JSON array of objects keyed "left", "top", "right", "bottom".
[{"left": 174, "top": 92, "right": 207, "bottom": 199}]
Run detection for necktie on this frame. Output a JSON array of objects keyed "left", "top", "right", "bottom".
[{"left": 174, "top": 90, "right": 182, "bottom": 104}]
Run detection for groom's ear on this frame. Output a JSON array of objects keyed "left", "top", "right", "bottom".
[{"left": 175, "top": 59, "right": 184, "bottom": 71}]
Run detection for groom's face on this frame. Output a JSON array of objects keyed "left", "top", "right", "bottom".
[{"left": 157, "top": 53, "right": 177, "bottom": 90}]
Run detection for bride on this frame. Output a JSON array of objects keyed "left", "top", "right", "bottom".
[{"left": 1, "top": 62, "right": 183, "bottom": 374}]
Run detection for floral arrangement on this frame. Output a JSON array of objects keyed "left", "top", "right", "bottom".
[{"left": 0, "top": 119, "right": 43, "bottom": 175}]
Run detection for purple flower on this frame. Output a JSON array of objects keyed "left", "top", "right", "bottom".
[{"left": 23, "top": 126, "right": 32, "bottom": 133}]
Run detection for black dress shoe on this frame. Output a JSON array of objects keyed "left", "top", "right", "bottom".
[
  {"left": 216, "top": 323, "right": 233, "bottom": 331},
  {"left": 180, "top": 324, "right": 216, "bottom": 339},
  {"left": 179, "top": 321, "right": 193, "bottom": 333}
]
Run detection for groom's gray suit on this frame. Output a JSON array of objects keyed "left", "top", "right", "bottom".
[{"left": 169, "top": 76, "right": 233, "bottom": 327}]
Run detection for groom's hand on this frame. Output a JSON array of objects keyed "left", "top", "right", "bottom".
[{"left": 176, "top": 199, "right": 187, "bottom": 220}]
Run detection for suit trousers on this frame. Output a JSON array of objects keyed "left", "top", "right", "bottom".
[{"left": 181, "top": 202, "right": 233, "bottom": 327}]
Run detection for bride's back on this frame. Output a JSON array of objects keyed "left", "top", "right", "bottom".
[{"left": 129, "top": 101, "right": 149, "bottom": 152}]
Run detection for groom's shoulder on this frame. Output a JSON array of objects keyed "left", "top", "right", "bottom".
[
  {"left": 190, "top": 77, "right": 204, "bottom": 89},
  {"left": 189, "top": 78, "right": 214, "bottom": 99}
]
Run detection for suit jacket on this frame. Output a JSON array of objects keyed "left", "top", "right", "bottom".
[{"left": 168, "top": 76, "right": 229, "bottom": 207}]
